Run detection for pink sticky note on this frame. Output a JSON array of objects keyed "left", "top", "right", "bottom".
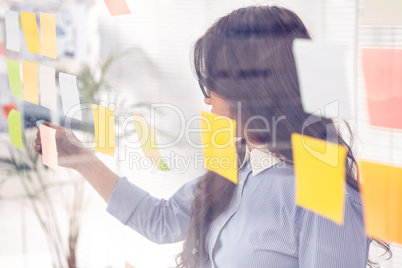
[
  {"left": 104, "top": 0, "right": 132, "bottom": 16},
  {"left": 361, "top": 48, "right": 402, "bottom": 130},
  {"left": 40, "top": 124, "right": 58, "bottom": 170}
]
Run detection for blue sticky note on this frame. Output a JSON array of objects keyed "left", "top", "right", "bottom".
[{"left": 36, "top": 120, "right": 45, "bottom": 128}]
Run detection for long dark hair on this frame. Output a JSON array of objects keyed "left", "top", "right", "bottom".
[{"left": 176, "top": 6, "right": 390, "bottom": 268}]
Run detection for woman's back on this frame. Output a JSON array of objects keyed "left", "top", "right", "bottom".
[
  {"left": 106, "top": 151, "right": 370, "bottom": 267},
  {"left": 212, "top": 161, "right": 370, "bottom": 268}
]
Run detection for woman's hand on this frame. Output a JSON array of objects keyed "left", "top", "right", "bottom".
[
  {"left": 34, "top": 121, "right": 119, "bottom": 202},
  {"left": 34, "top": 122, "right": 92, "bottom": 170}
]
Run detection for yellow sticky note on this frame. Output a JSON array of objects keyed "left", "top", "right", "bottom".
[
  {"left": 125, "top": 262, "right": 136, "bottom": 268},
  {"left": 359, "top": 160, "right": 402, "bottom": 244},
  {"left": 201, "top": 111, "right": 238, "bottom": 184},
  {"left": 8, "top": 109, "right": 23, "bottom": 150},
  {"left": 93, "top": 104, "right": 115, "bottom": 156},
  {"left": 40, "top": 124, "right": 58, "bottom": 170},
  {"left": 133, "top": 113, "right": 169, "bottom": 171},
  {"left": 21, "top": 61, "right": 39, "bottom": 105},
  {"left": 21, "top": 12, "right": 40, "bottom": 54},
  {"left": 291, "top": 133, "right": 347, "bottom": 224},
  {"left": 40, "top": 13, "right": 57, "bottom": 59}
]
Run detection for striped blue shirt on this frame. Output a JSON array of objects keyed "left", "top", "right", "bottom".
[{"left": 107, "top": 159, "right": 371, "bottom": 267}]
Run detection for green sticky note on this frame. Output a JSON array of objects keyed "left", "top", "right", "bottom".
[
  {"left": 157, "top": 159, "right": 170, "bottom": 171},
  {"left": 6, "top": 59, "right": 23, "bottom": 99},
  {"left": 8, "top": 109, "right": 23, "bottom": 150},
  {"left": 133, "top": 112, "right": 170, "bottom": 171}
]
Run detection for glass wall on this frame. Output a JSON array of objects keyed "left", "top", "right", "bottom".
[{"left": 0, "top": 0, "right": 401, "bottom": 267}]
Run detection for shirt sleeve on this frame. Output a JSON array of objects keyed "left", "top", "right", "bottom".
[
  {"left": 106, "top": 176, "right": 201, "bottom": 244},
  {"left": 298, "top": 189, "right": 371, "bottom": 268}
]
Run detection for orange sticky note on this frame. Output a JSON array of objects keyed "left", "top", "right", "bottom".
[
  {"left": 21, "top": 12, "right": 40, "bottom": 54},
  {"left": 362, "top": 48, "right": 402, "bottom": 130},
  {"left": 104, "top": 0, "right": 132, "bottom": 16},
  {"left": 40, "top": 13, "right": 57, "bottom": 59},
  {"left": 125, "top": 262, "right": 136, "bottom": 268},
  {"left": 291, "top": 133, "right": 347, "bottom": 225},
  {"left": 201, "top": 111, "right": 238, "bottom": 184},
  {"left": 133, "top": 113, "right": 169, "bottom": 171},
  {"left": 8, "top": 109, "right": 23, "bottom": 150},
  {"left": 2, "top": 104, "right": 17, "bottom": 117},
  {"left": 21, "top": 61, "right": 39, "bottom": 105},
  {"left": 40, "top": 124, "right": 58, "bottom": 170},
  {"left": 93, "top": 104, "right": 115, "bottom": 156},
  {"left": 359, "top": 160, "right": 402, "bottom": 244}
]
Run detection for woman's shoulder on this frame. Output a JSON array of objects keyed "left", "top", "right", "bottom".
[
  {"left": 261, "top": 162, "right": 296, "bottom": 196},
  {"left": 265, "top": 163, "right": 363, "bottom": 205},
  {"left": 259, "top": 164, "right": 365, "bottom": 221},
  {"left": 345, "top": 183, "right": 363, "bottom": 206}
]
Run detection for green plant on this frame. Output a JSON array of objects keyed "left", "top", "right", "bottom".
[
  {"left": 76, "top": 47, "right": 168, "bottom": 139},
  {"left": 0, "top": 130, "right": 84, "bottom": 268},
  {"left": 0, "top": 47, "right": 163, "bottom": 267}
]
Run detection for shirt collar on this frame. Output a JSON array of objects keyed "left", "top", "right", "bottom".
[{"left": 239, "top": 143, "right": 280, "bottom": 176}]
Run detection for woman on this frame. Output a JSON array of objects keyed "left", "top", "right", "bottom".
[{"left": 35, "top": 5, "right": 389, "bottom": 268}]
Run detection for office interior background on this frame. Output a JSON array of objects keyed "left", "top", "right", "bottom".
[{"left": 0, "top": 0, "right": 401, "bottom": 267}]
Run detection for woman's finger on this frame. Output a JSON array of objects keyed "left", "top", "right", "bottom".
[
  {"left": 34, "top": 129, "right": 41, "bottom": 155},
  {"left": 34, "top": 144, "right": 42, "bottom": 154},
  {"left": 35, "top": 137, "right": 41, "bottom": 145}
]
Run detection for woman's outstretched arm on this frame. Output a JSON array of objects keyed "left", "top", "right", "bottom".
[
  {"left": 34, "top": 121, "right": 119, "bottom": 202},
  {"left": 34, "top": 122, "right": 197, "bottom": 244}
]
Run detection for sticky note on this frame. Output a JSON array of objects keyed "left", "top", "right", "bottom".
[
  {"left": 125, "top": 262, "right": 136, "bottom": 268},
  {"left": 40, "top": 124, "right": 58, "bottom": 170},
  {"left": 133, "top": 113, "right": 169, "bottom": 170},
  {"left": 293, "top": 39, "right": 352, "bottom": 120},
  {"left": 39, "top": 65, "right": 57, "bottom": 111},
  {"left": 93, "top": 104, "right": 115, "bottom": 156},
  {"left": 21, "top": 12, "right": 40, "bottom": 54},
  {"left": 59, "top": 73, "right": 82, "bottom": 120},
  {"left": 8, "top": 109, "right": 23, "bottom": 150},
  {"left": 104, "top": 0, "right": 132, "bottom": 16},
  {"left": 6, "top": 59, "right": 23, "bottom": 99},
  {"left": 40, "top": 13, "right": 57, "bottom": 59},
  {"left": 22, "top": 61, "right": 39, "bottom": 105},
  {"left": 5, "top": 11, "right": 20, "bottom": 52},
  {"left": 362, "top": 0, "right": 402, "bottom": 26},
  {"left": 361, "top": 48, "right": 402, "bottom": 130},
  {"left": 291, "top": 133, "right": 347, "bottom": 224},
  {"left": 201, "top": 111, "right": 238, "bottom": 183},
  {"left": 36, "top": 120, "right": 45, "bottom": 128},
  {"left": 2, "top": 104, "right": 17, "bottom": 117},
  {"left": 359, "top": 160, "right": 402, "bottom": 244}
]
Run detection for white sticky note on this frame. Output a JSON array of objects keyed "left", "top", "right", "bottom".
[
  {"left": 362, "top": 0, "right": 402, "bottom": 26},
  {"left": 40, "top": 65, "right": 57, "bottom": 111},
  {"left": 59, "top": 73, "right": 82, "bottom": 120},
  {"left": 5, "top": 11, "right": 20, "bottom": 52},
  {"left": 292, "top": 39, "right": 352, "bottom": 120}
]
